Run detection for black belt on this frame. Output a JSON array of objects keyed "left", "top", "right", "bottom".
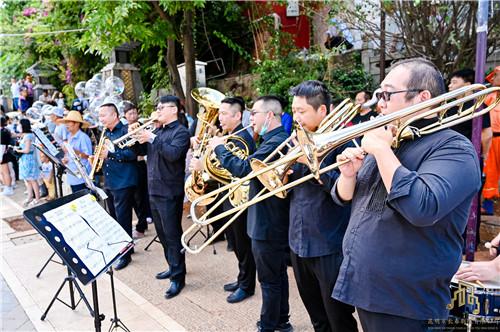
[{"left": 493, "top": 132, "right": 500, "bottom": 137}]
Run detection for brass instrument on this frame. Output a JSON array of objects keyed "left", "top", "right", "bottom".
[
  {"left": 89, "top": 129, "right": 113, "bottom": 180},
  {"left": 185, "top": 88, "right": 251, "bottom": 206},
  {"left": 181, "top": 99, "right": 358, "bottom": 253},
  {"left": 112, "top": 118, "right": 157, "bottom": 149},
  {"left": 181, "top": 84, "right": 500, "bottom": 254}
]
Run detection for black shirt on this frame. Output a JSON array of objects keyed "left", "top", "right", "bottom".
[
  {"left": 331, "top": 126, "right": 481, "bottom": 320},
  {"left": 147, "top": 120, "right": 190, "bottom": 198},
  {"left": 215, "top": 126, "right": 290, "bottom": 242},
  {"left": 351, "top": 110, "right": 378, "bottom": 125},
  {"left": 288, "top": 142, "right": 352, "bottom": 258}
]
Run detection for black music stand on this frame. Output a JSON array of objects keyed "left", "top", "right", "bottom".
[{"left": 24, "top": 191, "right": 134, "bottom": 332}]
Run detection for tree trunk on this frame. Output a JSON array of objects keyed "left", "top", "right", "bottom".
[
  {"left": 150, "top": 0, "right": 185, "bottom": 100},
  {"left": 164, "top": 40, "right": 185, "bottom": 100},
  {"left": 182, "top": 9, "right": 198, "bottom": 117}
]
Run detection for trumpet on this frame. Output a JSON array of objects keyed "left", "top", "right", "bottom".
[
  {"left": 181, "top": 84, "right": 500, "bottom": 254},
  {"left": 181, "top": 99, "right": 358, "bottom": 254},
  {"left": 112, "top": 117, "right": 157, "bottom": 149}
]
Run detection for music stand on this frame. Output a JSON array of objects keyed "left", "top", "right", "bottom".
[
  {"left": 33, "top": 128, "right": 78, "bottom": 277},
  {"left": 24, "top": 190, "right": 133, "bottom": 332}
]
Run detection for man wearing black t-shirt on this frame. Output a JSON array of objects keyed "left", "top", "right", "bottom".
[{"left": 351, "top": 91, "right": 378, "bottom": 125}]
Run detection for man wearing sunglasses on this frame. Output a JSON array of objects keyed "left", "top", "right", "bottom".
[
  {"left": 209, "top": 95, "right": 292, "bottom": 332},
  {"left": 331, "top": 58, "right": 481, "bottom": 331}
]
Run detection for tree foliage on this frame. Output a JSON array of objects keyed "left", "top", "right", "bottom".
[{"left": 331, "top": 0, "right": 500, "bottom": 76}]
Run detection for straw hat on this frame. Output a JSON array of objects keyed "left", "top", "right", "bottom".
[
  {"left": 60, "top": 111, "right": 89, "bottom": 129},
  {"left": 486, "top": 66, "right": 500, "bottom": 84}
]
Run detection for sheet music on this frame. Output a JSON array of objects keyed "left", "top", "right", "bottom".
[
  {"left": 33, "top": 127, "right": 60, "bottom": 157},
  {"left": 43, "top": 194, "right": 132, "bottom": 276}
]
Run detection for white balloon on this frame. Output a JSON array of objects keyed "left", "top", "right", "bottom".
[
  {"left": 85, "top": 79, "right": 102, "bottom": 99},
  {"left": 104, "top": 76, "right": 125, "bottom": 96},
  {"left": 88, "top": 95, "right": 105, "bottom": 117},
  {"left": 75, "top": 81, "right": 86, "bottom": 99},
  {"left": 92, "top": 73, "right": 103, "bottom": 82}
]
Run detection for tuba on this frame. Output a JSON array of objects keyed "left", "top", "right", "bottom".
[{"left": 184, "top": 88, "right": 251, "bottom": 206}]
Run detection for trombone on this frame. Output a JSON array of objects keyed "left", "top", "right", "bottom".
[
  {"left": 181, "top": 99, "right": 359, "bottom": 253},
  {"left": 182, "top": 84, "right": 500, "bottom": 254}
]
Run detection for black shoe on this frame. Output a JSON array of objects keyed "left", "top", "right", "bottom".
[
  {"left": 114, "top": 256, "right": 131, "bottom": 270},
  {"left": 165, "top": 280, "right": 185, "bottom": 299},
  {"left": 227, "top": 288, "right": 253, "bottom": 303},
  {"left": 223, "top": 281, "right": 239, "bottom": 292},
  {"left": 227, "top": 244, "right": 234, "bottom": 252},
  {"left": 156, "top": 269, "right": 171, "bottom": 280},
  {"left": 256, "top": 321, "right": 293, "bottom": 332}
]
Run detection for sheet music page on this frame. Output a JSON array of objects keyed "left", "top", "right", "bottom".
[
  {"left": 33, "top": 127, "right": 60, "bottom": 157},
  {"left": 43, "top": 194, "right": 132, "bottom": 276}
]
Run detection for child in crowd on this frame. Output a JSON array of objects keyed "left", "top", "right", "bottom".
[{"left": 39, "top": 151, "right": 55, "bottom": 200}]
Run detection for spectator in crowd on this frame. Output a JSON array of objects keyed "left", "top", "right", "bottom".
[
  {"left": 52, "top": 107, "right": 69, "bottom": 144},
  {"left": 39, "top": 151, "right": 55, "bottom": 200},
  {"left": 482, "top": 66, "right": 500, "bottom": 215},
  {"left": 38, "top": 90, "right": 51, "bottom": 103},
  {"left": 24, "top": 75, "right": 34, "bottom": 106},
  {"left": 15, "top": 118, "right": 41, "bottom": 206},
  {"left": 352, "top": 91, "right": 378, "bottom": 125},
  {"left": 19, "top": 89, "right": 30, "bottom": 113},
  {"left": 11, "top": 78, "right": 20, "bottom": 111},
  {"left": 1, "top": 116, "right": 16, "bottom": 195},
  {"left": 52, "top": 91, "right": 65, "bottom": 108}
]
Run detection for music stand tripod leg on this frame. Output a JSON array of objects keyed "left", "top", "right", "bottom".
[
  {"left": 91, "top": 281, "right": 105, "bottom": 332},
  {"left": 144, "top": 235, "right": 160, "bottom": 251},
  {"left": 107, "top": 268, "right": 130, "bottom": 332}
]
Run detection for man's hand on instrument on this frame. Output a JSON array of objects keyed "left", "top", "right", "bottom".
[
  {"left": 488, "top": 232, "right": 500, "bottom": 257},
  {"left": 190, "top": 136, "right": 200, "bottom": 149},
  {"left": 337, "top": 147, "right": 365, "bottom": 178},
  {"left": 455, "top": 259, "right": 500, "bottom": 282},
  {"left": 189, "top": 157, "right": 204, "bottom": 172},
  {"left": 209, "top": 136, "right": 225, "bottom": 150},
  {"left": 135, "top": 129, "right": 153, "bottom": 144},
  {"left": 361, "top": 125, "right": 396, "bottom": 155},
  {"left": 128, "top": 122, "right": 141, "bottom": 132},
  {"left": 99, "top": 146, "right": 109, "bottom": 159}
]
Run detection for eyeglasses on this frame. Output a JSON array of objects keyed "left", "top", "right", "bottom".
[
  {"left": 375, "top": 89, "right": 424, "bottom": 102},
  {"left": 249, "top": 110, "right": 269, "bottom": 116},
  {"left": 156, "top": 104, "right": 176, "bottom": 111}
]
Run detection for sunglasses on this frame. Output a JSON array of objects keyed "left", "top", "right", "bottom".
[{"left": 375, "top": 89, "right": 423, "bottom": 102}]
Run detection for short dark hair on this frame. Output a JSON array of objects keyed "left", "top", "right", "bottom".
[
  {"left": 0, "top": 116, "right": 7, "bottom": 127},
  {"left": 449, "top": 68, "right": 475, "bottom": 84},
  {"left": 221, "top": 97, "right": 245, "bottom": 114},
  {"left": 357, "top": 91, "right": 371, "bottom": 102},
  {"left": 159, "top": 95, "right": 180, "bottom": 109},
  {"left": 122, "top": 101, "right": 137, "bottom": 114},
  {"left": 20, "top": 118, "right": 32, "bottom": 133},
  {"left": 255, "top": 95, "right": 283, "bottom": 116},
  {"left": 391, "top": 58, "right": 445, "bottom": 99},
  {"left": 100, "top": 103, "right": 119, "bottom": 115},
  {"left": 289, "top": 80, "right": 332, "bottom": 112}
]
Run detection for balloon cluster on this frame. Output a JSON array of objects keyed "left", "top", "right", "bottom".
[{"left": 74, "top": 74, "right": 126, "bottom": 126}]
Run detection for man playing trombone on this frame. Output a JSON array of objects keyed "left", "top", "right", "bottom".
[
  {"left": 135, "top": 95, "right": 191, "bottom": 299},
  {"left": 288, "top": 80, "right": 357, "bottom": 332},
  {"left": 331, "top": 58, "right": 482, "bottom": 331},
  {"left": 206, "top": 96, "right": 292, "bottom": 332},
  {"left": 191, "top": 97, "right": 257, "bottom": 303}
]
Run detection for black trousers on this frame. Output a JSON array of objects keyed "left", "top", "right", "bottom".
[
  {"left": 150, "top": 195, "right": 186, "bottom": 282},
  {"left": 133, "top": 161, "right": 152, "bottom": 233},
  {"left": 252, "top": 239, "right": 289, "bottom": 331},
  {"left": 290, "top": 252, "right": 357, "bottom": 332},
  {"left": 228, "top": 211, "right": 256, "bottom": 293},
  {"left": 106, "top": 186, "right": 135, "bottom": 259},
  {"left": 357, "top": 308, "right": 438, "bottom": 332}
]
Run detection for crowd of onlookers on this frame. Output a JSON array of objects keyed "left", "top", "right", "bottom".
[{"left": 10, "top": 74, "right": 66, "bottom": 112}]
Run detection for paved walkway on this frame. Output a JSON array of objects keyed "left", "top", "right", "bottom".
[{"left": 1, "top": 274, "right": 35, "bottom": 332}]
